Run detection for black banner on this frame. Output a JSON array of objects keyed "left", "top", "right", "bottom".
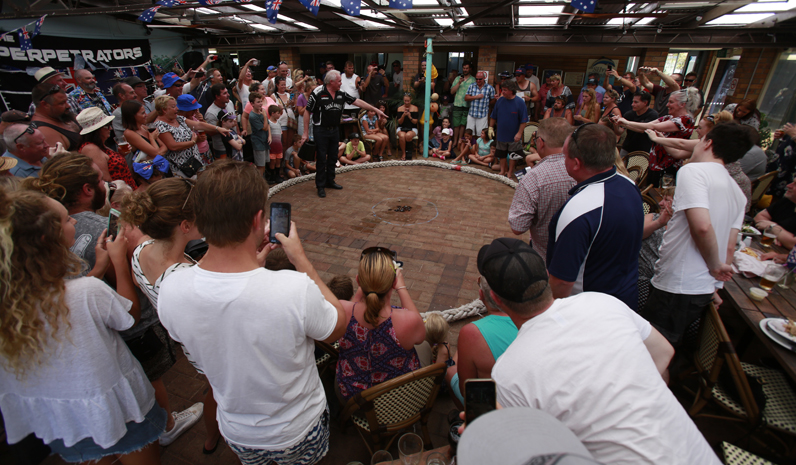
[{"left": 0, "top": 34, "right": 150, "bottom": 69}]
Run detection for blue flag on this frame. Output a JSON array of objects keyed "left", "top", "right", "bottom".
[
  {"left": 298, "top": 0, "right": 320, "bottom": 16},
  {"left": 32, "top": 15, "right": 45, "bottom": 38},
  {"left": 388, "top": 0, "right": 412, "bottom": 9},
  {"left": 571, "top": 0, "right": 596, "bottom": 13},
  {"left": 266, "top": 0, "right": 282, "bottom": 24},
  {"left": 232, "top": 0, "right": 253, "bottom": 3},
  {"left": 197, "top": 0, "right": 222, "bottom": 5},
  {"left": 18, "top": 29, "right": 31, "bottom": 51},
  {"left": 138, "top": 6, "right": 161, "bottom": 22},
  {"left": 341, "top": 0, "right": 361, "bottom": 16}
]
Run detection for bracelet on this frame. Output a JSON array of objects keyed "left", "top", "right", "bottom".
[{"left": 395, "top": 286, "right": 407, "bottom": 290}]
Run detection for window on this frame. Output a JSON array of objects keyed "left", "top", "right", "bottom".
[{"left": 759, "top": 51, "right": 796, "bottom": 131}]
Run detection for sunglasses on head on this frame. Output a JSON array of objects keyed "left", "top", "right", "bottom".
[
  {"left": 571, "top": 122, "right": 595, "bottom": 150},
  {"left": 13, "top": 124, "right": 36, "bottom": 144},
  {"left": 360, "top": 246, "right": 397, "bottom": 262}
]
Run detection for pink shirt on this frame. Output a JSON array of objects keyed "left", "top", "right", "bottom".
[{"left": 244, "top": 96, "right": 276, "bottom": 118}]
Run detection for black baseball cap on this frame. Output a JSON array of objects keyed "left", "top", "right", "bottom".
[
  {"left": 477, "top": 238, "right": 548, "bottom": 303},
  {"left": 124, "top": 76, "right": 145, "bottom": 87}
]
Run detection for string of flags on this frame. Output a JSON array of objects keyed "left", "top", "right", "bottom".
[{"left": 0, "top": 15, "right": 46, "bottom": 51}]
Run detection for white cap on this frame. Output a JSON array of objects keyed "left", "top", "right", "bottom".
[{"left": 442, "top": 128, "right": 452, "bottom": 136}]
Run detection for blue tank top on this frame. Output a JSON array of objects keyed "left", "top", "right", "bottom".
[{"left": 472, "top": 314, "right": 518, "bottom": 360}]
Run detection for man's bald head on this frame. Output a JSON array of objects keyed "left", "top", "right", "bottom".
[{"left": 75, "top": 69, "right": 97, "bottom": 92}]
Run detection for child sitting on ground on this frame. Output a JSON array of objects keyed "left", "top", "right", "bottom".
[
  {"left": 417, "top": 313, "right": 450, "bottom": 367},
  {"left": 430, "top": 117, "right": 451, "bottom": 150},
  {"left": 282, "top": 134, "right": 304, "bottom": 179},
  {"left": 339, "top": 133, "right": 371, "bottom": 165},
  {"left": 217, "top": 110, "right": 245, "bottom": 162},
  {"left": 456, "top": 128, "right": 476, "bottom": 160},
  {"left": 267, "top": 105, "right": 284, "bottom": 184},
  {"left": 326, "top": 275, "right": 354, "bottom": 301},
  {"left": 469, "top": 128, "right": 495, "bottom": 167},
  {"left": 432, "top": 128, "right": 454, "bottom": 162},
  {"left": 265, "top": 248, "right": 296, "bottom": 271}
]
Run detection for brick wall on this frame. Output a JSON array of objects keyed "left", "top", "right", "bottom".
[
  {"left": 279, "top": 47, "right": 302, "bottom": 76},
  {"left": 497, "top": 53, "right": 632, "bottom": 88},
  {"left": 403, "top": 46, "right": 422, "bottom": 92},
  {"left": 727, "top": 48, "right": 782, "bottom": 104},
  {"left": 477, "top": 45, "right": 497, "bottom": 86},
  {"left": 641, "top": 48, "right": 669, "bottom": 70}
]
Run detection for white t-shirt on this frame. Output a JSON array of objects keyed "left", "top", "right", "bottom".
[
  {"left": 341, "top": 73, "right": 360, "bottom": 110},
  {"left": 205, "top": 101, "right": 236, "bottom": 152},
  {"left": 493, "top": 292, "right": 720, "bottom": 465},
  {"left": 0, "top": 278, "right": 155, "bottom": 449},
  {"left": 158, "top": 266, "right": 338, "bottom": 450},
  {"left": 652, "top": 162, "right": 746, "bottom": 295},
  {"left": 238, "top": 83, "right": 251, "bottom": 108}
]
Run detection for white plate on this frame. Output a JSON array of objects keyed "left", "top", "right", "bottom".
[
  {"left": 767, "top": 318, "right": 796, "bottom": 343},
  {"left": 759, "top": 318, "right": 796, "bottom": 352}
]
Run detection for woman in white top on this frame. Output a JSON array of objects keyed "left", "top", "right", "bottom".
[
  {"left": 273, "top": 76, "right": 296, "bottom": 149},
  {"left": 0, "top": 188, "right": 163, "bottom": 464},
  {"left": 121, "top": 177, "right": 221, "bottom": 455}
]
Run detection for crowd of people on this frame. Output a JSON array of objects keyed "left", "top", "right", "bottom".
[{"left": 2, "top": 53, "right": 796, "bottom": 465}]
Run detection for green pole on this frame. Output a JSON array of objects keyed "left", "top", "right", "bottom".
[{"left": 423, "top": 38, "right": 433, "bottom": 158}]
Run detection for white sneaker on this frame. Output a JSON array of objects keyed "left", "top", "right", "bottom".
[{"left": 159, "top": 402, "right": 203, "bottom": 446}]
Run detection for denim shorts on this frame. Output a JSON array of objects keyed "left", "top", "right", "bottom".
[
  {"left": 47, "top": 404, "right": 166, "bottom": 463},
  {"left": 227, "top": 406, "right": 330, "bottom": 465}
]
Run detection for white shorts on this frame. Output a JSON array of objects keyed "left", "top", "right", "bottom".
[{"left": 466, "top": 115, "right": 488, "bottom": 136}]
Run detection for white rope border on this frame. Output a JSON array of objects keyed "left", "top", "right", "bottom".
[
  {"left": 270, "top": 160, "right": 513, "bottom": 324},
  {"left": 268, "top": 159, "right": 518, "bottom": 197}
]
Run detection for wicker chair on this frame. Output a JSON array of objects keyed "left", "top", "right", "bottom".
[
  {"left": 340, "top": 362, "right": 447, "bottom": 455},
  {"left": 641, "top": 194, "right": 660, "bottom": 215},
  {"left": 626, "top": 165, "right": 642, "bottom": 184},
  {"left": 356, "top": 109, "right": 376, "bottom": 156},
  {"left": 750, "top": 171, "right": 777, "bottom": 209},
  {"left": 722, "top": 442, "right": 775, "bottom": 465},
  {"left": 624, "top": 151, "right": 650, "bottom": 187},
  {"left": 314, "top": 341, "right": 339, "bottom": 378},
  {"left": 688, "top": 304, "right": 796, "bottom": 453},
  {"left": 523, "top": 123, "right": 539, "bottom": 145}
]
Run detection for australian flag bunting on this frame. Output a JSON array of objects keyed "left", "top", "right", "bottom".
[
  {"left": 232, "top": 0, "right": 253, "bottom": 3},
  {"left": 138, "top": 6, "right": 161, "bottom": 22},
  {"left": 266, "top": 0, "right": 282, "bottom": 24},
  {"left": 341, "top": 0, "right": 361, "bottom": 16},
  {"left": 388, "top": 0, "right": 411, "bottom": 9},
  {"left": 571, "top": 0, "right": 596, "bottom": 13},
  {"left": 298, "top": 0, "right": 320, "bottom": 16},
  {"left": 197, "top": 0, "right": 223, "bottom": 5},
  {"left": 32, "top": 15, "right": 46, "bottom": 38},
  {"left": 18, "top": 29, "right": 32, "bottom": 51}
]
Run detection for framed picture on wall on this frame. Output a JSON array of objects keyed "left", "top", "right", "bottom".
[
  {"left": 564, "top": 72, "right": 584, "bottom": 87},
  {"left": 542, "top": 69, "right": 563, "bottom": 82}
]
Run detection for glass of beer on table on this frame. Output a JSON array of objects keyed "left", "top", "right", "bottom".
[
  {"left": 760, "top": 263, "right": 788, "bottom": 291},
  {"left": 761, "top": 225, "right": 777, "bottom": 248}
]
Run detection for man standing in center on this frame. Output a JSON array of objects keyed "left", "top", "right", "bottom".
[
  {"left": 488, "top": 81, "right": 527, "bottom": 179},
  {"left": 465, "top": 72, "right": 496, "bottom": 139},
  {"left": 508, "top": 118, "right": 574, "bottom": 262},
  {"left": 450, "top": 62, "right": 475, "bottom": 147},
  {"left": 158, "top": 160, "right": 346, "bottom": 465},
  {"left": 546, "top": 124, "right": 643, "bottom": 310},
  {"left": 302, "top": 70, "right": 386, "bottom": 198}
]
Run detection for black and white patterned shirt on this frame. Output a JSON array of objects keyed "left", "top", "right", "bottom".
[{"left": 305, "top": 85, "right": 357, "bottom": 127}]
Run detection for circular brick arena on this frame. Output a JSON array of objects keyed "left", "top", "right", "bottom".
[{"left": 267, "top": 165, "right": 519, "bottom": 312}]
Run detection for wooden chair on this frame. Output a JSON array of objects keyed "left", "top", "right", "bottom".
[
  {"left": 624, "top": 151, "right": 650, "bottom": 187},
  {"left": 750, "top": 171, "right": 777, "bottom": 209},
  {"left": 340, "top": 362, "right": 447, "bottom": 455},
  {"left": 523, "top": 123, "right": 538, "bottom": 145},
  {"left": 626, "top": 165, "right": 642, "bottom": 184},
  {"left": 688, "top": 304, "right": 796, "bottom": 453},
  {"left": 356, "top": 109, "right": 376, "bottom": 156},
  {"left": 641, "top": 194, "right": 660, "bottom": 215},
  {"left": 721, "top": 442, "right": 775, "bottom": 465},
  {"left": 314, "top": 341, "right": 339, "bottom": 378}
]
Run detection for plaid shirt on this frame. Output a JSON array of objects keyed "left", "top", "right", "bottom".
[
  {"left": 465, "top": 83, "right": 495, "bottom": 119},
  {"left": 67, "top": 86, "right": 112, "bottom": 117},
  {"left": 508, "top": 153, "right": 576, "bottom": 263}
]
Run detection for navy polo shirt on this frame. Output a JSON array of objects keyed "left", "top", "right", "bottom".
[{"left": 546, "top": 167, "right": 644, "bottom": 310}]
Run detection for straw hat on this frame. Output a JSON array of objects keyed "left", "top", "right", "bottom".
[
  {"left": 77, "top": 107, "right": 115, "bottom": 135},
  {"left": 0, "top": 156, "right": 19, "bottom": 172}
]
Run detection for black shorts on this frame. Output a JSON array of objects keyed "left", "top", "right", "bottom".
[
  {"left": 639, "top": 286, "right": 713, "bottom": 346},
  {"left": 494, "top": 140, "right": 523, "bottom": 160},
  {"left": 123, "top": 322, "right": 177, "bottom": 381}
]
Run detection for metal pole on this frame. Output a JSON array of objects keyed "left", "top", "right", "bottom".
[{"left": 423, "top": 38, "right": 433, "bottom": 158}]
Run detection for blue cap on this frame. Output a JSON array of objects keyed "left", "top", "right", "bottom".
[
  {"left": 162, "top": 72, "right": 184, "bottom": 89},
  {"left": 176, "top": 94, "right": 202, "bottom": 111},
  {"left": 267, "top": 65, "right": 277, "bottom": 72}
]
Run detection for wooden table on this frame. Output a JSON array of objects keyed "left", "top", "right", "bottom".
[{"left": 719, "top": 241, "right": 796, "bottom": 382}]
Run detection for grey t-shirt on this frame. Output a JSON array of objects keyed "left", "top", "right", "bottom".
[
  {"left": 112, "top": 106, "right": 125, "bottom": 140},
  {"left": 70, "top": 211, "right": 108, "bottom": 274},
  {"left": 739, "top": 145, "right": 767, "bottom": 181}
]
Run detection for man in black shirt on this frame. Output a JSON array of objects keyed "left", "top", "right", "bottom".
[
  {"left": 619, "top": 92, "right": 659, "bottom": 158},
  {"left": 303, "top": 70, "right": 386, "bottom": 198}
]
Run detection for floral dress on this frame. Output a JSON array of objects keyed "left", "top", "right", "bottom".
[
  {"left": 336, "top": 305, "right": 420, "bottom": 400},
  {"left": 79, "top": 142, "right": 136, "bottom": 189},
  {"left": 648, "top": 114, "right": 695, "bottom": 172},
  {"left": 154, "top": 116, "right": 203, "bottom": 175}
]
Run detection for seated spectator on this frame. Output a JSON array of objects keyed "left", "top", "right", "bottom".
[
  {"left": 481, "top": 238, "right": 720, "bottom": 465},
  {"left": 432, "top": 128, "right": 454, "bottom": 162},
  {"left": 573, "top": 88, "right": 599, "bottom": 125},
  {"left": 336, "top": 247, "right": 425, "bottom": 401},
  {"left": 415, "top": 313, "right": 450, "bottom": 368},
  {"left": 2, "top": 123, "right": 49, "bottom": 178},
  {"left": 340, "top": 133, "right": 370, "bottom": 165},
  {"left": 283, "top": 134, "right": 310, "bottom": 179},
  {"left": 445, "top": 273, "right": 517, "bottom": 408},
  {"left": 265, "top": 248, "right": 297, "bottom": 272},
  {"left": 122, "top": 100, "right": 168, "bottom": 163},
  {"left": 377, "top": 102, "right": 393, "bottom": 158},
  {"left": 327, "top": 275, "right": 354, "bottom": 301},
  {"left": 361, "top": 108, "right": 389, "bottom": 160},
  {"left": 457, "top": 128, "right": 476, "bottom": 160},
  {"left": 755, "top": 181, "right": 796, "bottom": 249},
  {"left": 77, "top": 107, "right": 137, "bottom": 188},
  {"left": 766, "top": 123, "right": 796, "bottom": 199},
  {"left": 396, "top": 94, "right": 419, "bottom": 160},
  {"left": 119, "top": 179, "right": 207, "bottom": 449},
  {"left": 469, "top": 128, "right": 494, "bottom": 167},
  {"left": 543, "top": 96, "right": 574, "bottom": 125},
  {"left": 724, "top": 99, "right": 761, "bottom": 131},
  {"left": 543, "top": 74, "right": 574, "bottom": 111},
  {"left": 738, "top": 128, "right": 767, "bottom": 180},
  {"left": 0, "top": 188, "right": 162, "bottom": 465}
]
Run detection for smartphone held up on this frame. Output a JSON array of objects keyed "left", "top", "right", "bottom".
[{"left": 269, "top": 202, "right": 291, "bottom": 244}]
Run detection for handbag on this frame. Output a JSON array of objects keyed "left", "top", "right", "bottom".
[
  {"left": 277, "top": 93, "right": 298, "bottom": 130},
  {"left": 178, "top": 156, "right": 204, "bottom": 178}
]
